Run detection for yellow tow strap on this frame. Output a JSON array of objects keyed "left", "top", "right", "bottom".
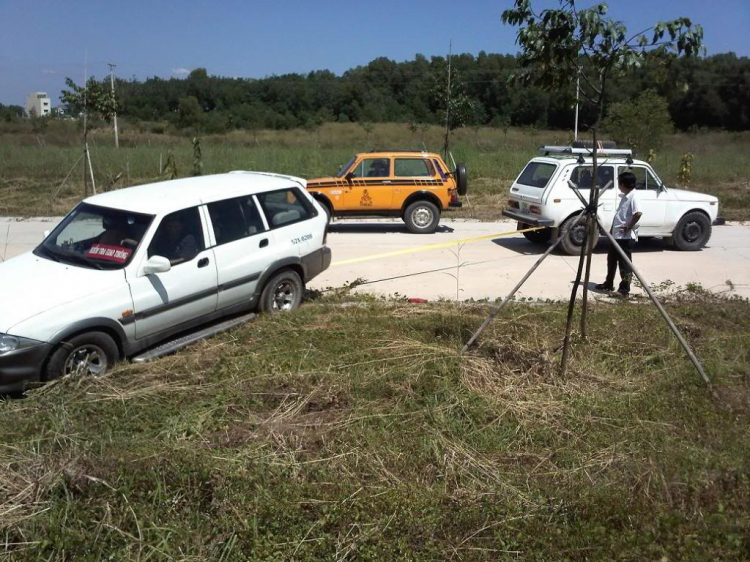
[{"left": 332, "top": 226, "right": 543, "bottom": 266}]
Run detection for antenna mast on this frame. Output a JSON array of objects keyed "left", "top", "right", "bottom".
[
  {"left": 81, "top": 49, "right": 96, "bottom": 198},
  {"left": 443, "top": 40, "right": 452, "bottom": 160},
  {"left": 82, "top": 49, "right": 89, "bottom": 199},
  {"left": 574, "top": 70, "right": 580, "bottom": 141}
]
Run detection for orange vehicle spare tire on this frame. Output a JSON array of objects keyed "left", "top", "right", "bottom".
[{"left": 455, "top": 163, "right": 468, "bottom": 196}]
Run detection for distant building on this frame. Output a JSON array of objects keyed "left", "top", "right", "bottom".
[{"left": 26, "top": 92, "right": 51, "bottom": 117}]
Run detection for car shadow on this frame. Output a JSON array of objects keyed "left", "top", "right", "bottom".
[
  {"left": 328, "top": 222, "right": 455, "bottom": 234},
  {"left": 492, "top": 236, "right": 677, "bottom": 255}
]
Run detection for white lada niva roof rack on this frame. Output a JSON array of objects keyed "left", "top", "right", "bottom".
[{"left": 539, "top": 145, "right": 633, "bottom": 157}]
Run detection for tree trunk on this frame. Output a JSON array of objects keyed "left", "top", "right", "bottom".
[{"left": 580, "top": 127, "right": 600, "bottom": 338}]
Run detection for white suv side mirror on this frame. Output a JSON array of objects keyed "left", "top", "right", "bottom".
[
  {"left": 43, "top": 230, "right": 50, "bottom": 240},
  {"left": 144, "top": 255, "right": 171, "bottom": 274}
]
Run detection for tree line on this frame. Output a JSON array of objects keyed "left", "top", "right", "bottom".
[{"left": 5, "top": 51, "right": 748, "bottom": 133}]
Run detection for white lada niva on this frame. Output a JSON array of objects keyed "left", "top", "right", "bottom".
[{"left": 504, "top": 145, "right": 720, "bottom": 255}]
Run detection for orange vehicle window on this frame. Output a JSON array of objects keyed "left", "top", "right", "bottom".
[
  {"left": 351, "top": 158, "right": 390, "bottom": 178},
  {"left": 394, "top": 159, "right": 434, "bottom": 177},
  {"left": 336, "top": 156, "right": 357, "bottom": 177},
  {"left": 432, "top": 159, "right": 447, "bottom": 180}
]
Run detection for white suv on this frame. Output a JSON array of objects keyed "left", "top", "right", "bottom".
[
  {"left": 0, "top": 172, "right": 331, "bottom": 393},
  {"left": 504, "top": 146, "right": 720, "bottom": 255}
]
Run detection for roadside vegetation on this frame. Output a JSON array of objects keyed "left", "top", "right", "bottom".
[
  {"left": 0, "top": 291, "right": 748, "bottom": 559},
  {"left": 1, "top": 121, "right": 748, "bottom": 220},
  {"left": 4, "top": 51, "right": 746, "bottom": 133}
]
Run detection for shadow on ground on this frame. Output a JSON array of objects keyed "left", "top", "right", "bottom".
[
  {"left": 328, "top": 222, "right": 455, "bottom": 234},
  {"left": 492, "top": 236, "right": 685, "bottom": 256}
]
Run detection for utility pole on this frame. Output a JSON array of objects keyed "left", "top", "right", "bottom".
[
  {"left": 107, "top": 62, "right": 119, "bottom": 148},
  {"left": 83, "top": 49, "right": 89, "bottom": 199},
  {"left": 573, "top": 70, "right": 581, "bottom": 140},
  {"left": 443, "top": 40, "right": 453, "bottom": 160}
]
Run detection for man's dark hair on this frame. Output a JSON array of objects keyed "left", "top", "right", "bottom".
[{"left": 618, "top": 171, "right": 637, "bottom": 189}]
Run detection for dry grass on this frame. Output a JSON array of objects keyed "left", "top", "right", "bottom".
[{"left": 0, "top": 298, "right": 748, "bottom": 559}]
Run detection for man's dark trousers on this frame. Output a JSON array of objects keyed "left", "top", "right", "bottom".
[{"left": 605, "top": 239, "right": 635, "bottom": 295}]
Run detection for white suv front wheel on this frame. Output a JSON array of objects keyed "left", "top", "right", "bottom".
[{"left": 45, "top": 331, "right": 119, "bottom": 381}]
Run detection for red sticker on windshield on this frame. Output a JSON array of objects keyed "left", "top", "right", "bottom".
[{"left": 86, "top": 244, "right": 132, "bottom": 263}]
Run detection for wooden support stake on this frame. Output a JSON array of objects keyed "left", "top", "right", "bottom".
[
  {"left": 559, "top": 218, "right": 590, "bottom": 376},
  {"left": 462, "top": 209, "right": 587, "bottom": 353},
  {"left": 86, "top": 143, "right": 96, "bottom": 195},
  {"left": 596, "top": 216, "right": 711, "bottom": 386}
]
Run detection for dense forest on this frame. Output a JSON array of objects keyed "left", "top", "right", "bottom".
[{"left": 3, "top": 51, "right": 749, "bottom": 132}]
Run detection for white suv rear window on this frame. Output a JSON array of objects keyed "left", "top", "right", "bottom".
[
  {"left": 517, "top": 162, "right": 557, "bottom": 188},
  {"left": 257, "top": 188, "right": 314, "bottom": 228}
]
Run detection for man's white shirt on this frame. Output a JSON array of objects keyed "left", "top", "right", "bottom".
[{"left": 612, "top": 190, "right": 641, "bottom": 240}]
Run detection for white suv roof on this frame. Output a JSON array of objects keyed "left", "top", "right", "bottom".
[{"left": 85, "top": 172, "right": 307, "bottom": 215}]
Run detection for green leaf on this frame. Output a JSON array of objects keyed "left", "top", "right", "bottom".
[{"left": 500, "top": 0, "right": 703, "bottom": 124}]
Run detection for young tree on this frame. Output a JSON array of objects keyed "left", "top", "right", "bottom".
[
  {"left": 604, "top": 89, "right": 673, "bottom": 152},
  {"left": 501, "top": 0, "right": 703, "bottom": 372},
  {"left": 360, "top": 121, "right": 374, "bottom": 147},
  {"left": 0, "top": 103, "right": 24, "bottom": 122},
  {"left": 502, "top": 1, "right": 703, "bottom": 132},
  {"left": 191, "top": 137, "right": 204, "bottom": 177},
  {"left": 29, "top": 108, "right": 49, "bottom": 137},
  {"left": 176, "top": 96, "right": 204, "bottom": 129},
  {"left": 61, "top": 77, "right": 117, "bottom": 121},
  {"left": 432, "top": 66, "right": 477, "bottom": 154}
]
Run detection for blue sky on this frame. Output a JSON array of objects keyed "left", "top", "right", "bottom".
[{"left": 1, "top": 0, "right": 748, "bottom": 105}]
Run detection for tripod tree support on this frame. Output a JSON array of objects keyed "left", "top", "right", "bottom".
[
  {"left": 462, "top": 209, "right": 587, "bottom": 354},
  {"left": 86, "top": 143, "right": 97, "bottom": 195},
  {"left": 559, "top": 177, "right": 612, "bottom": 376},
  {"left": 501, "top": 0, "right": 704, "bottom": 376},
  {"left": 579, "top": 128, "right": 602, "bottom": 339},
  {"left": 50, "top": 152, "right": 85, "bottom": 203},
  {"left": 559, "top": 209, "right": 591, "bottom": 376},
  {"left": 596, "top": 216, "right": 711, "bottom": 386}
]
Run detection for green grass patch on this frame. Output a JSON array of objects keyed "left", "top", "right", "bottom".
[
  {"left": 1, "top": 296, "right": 748, "bottom": 559},
  {"left": 1, "top": 122, "right": 748, "bottom": 220}
]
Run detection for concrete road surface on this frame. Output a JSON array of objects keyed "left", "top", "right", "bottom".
[{"left": 2, "top": 217, "right": 748, "bottom": 301}]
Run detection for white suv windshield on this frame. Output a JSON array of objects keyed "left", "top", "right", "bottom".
[
  {"left": 517, "top": 162, "right": 557, "bottom": 188},
  {"left": 35, "top": 203, "right": 154, "bottom": 270}
]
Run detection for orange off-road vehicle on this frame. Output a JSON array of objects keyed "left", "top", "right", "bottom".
[{"left": 306, "top": 151, "right": 468, "bottom": 233}]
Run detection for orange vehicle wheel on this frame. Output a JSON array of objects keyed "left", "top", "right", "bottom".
[{"left": 404, "top": 200, "right": 440, "bottom": 234}]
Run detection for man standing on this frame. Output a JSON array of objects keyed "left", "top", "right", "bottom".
[{"left": 596, "top": 171, "right": 642, "bottom": 298}]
